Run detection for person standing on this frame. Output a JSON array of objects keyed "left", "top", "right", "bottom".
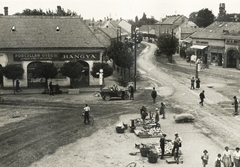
[
  {"left": 232, "top": 96, "right": 239, "bottom": 115},
  {"left": 222, "top": 146, "right": 232, "bottom": 167},
  {"left": 199, "top": 90, "right": 205, "bottom": 106},
  {"left": 160, "top": 134, "right": 167, "bottom": 159},
  {"left": 196, "top": 78, "right": 201, "bottom": 89},
  {"left": 233, "top": 147, "right": 240, "bottom": 167},
  {"left": 155, "top": 108, "right": 160, "bottom": 125},
  {"left": 160, "top": 102, "right": 166, "bottom": 119},
  {"left": 83, "top": 104, "right": 90, "bottom": 124},
  {"left": 190, "top": 77, "right": 195, "bottom": 89},
  {"left": 151, "top": 87, "right": 157, "bottom": 103},
  {"left": 140, "top": 106, "right": 148, "bottom": 122},
  {"left": 49, "top": 81, "right": 54, "bottom": 95},
  {"left": 215, "top": 154, "right": 222, "bottom": 167},
  {"left": 201, "top": 150, "right": 209, "bottom": 167},
  {"left": 171, "top": 133, "right": 182, "bottom": 158},
  {"left": 16, "top": 79, "right": 22, "bottom": 92},
  {"left": 129, "top": 85, "right": 134, "bottom": 100}
]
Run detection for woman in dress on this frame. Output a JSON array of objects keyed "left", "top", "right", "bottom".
[{"left": 222, "top": 146, "right": 232, "bottom": 167}]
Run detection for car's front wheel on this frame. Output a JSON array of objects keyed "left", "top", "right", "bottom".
[{"left": 104, "top": 95, "right": 111, "bottom": 101}]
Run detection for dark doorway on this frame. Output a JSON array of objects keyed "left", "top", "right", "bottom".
[
  {"left": 73, "top": 61, "right": 89, "bottom": 87},
  {"left": 227, "top": 50, "right": 236, "bottom": 68},
  {"left": 27, "top": 62, "right": 45, "bottom": 88},
  {"left": 218, "top": 54, "right": 222, "bottom": 66}
]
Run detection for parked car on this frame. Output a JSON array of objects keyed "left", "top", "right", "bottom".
[{"left": 100, "top": 87, "right": 129, "bottom": 101}]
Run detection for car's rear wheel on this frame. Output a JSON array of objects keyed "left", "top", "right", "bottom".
[
  {"left": 123, "top": 94, "right": 129, "bottom": 100},
  {"left": 104, "top": 95, "right": 111, "bottom": 101}
]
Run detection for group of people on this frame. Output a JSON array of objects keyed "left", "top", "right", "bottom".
[
  {"left": 201, "top": 146, "right": 240, "bottom": 167},
  {"left": 140, "top": 102, "right": 166, "bottom": 125},
  {"left": 191, "top": 77, "right": 201, "bottom": 90},
  {"left": 159, "top": 132, "right": 183, "bottom": 162}
]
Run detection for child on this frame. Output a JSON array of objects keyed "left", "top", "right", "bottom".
[
  {"left": 201, "top": 150, "right": 209, "bottom": 167},
  {"left": 215, "top": 153, "right": 222, "bottom": 167}
]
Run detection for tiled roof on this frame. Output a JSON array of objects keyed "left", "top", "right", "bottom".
[
  {"left": 191, "top": 21, "right": 240, "bottom": 39},
  {"left": 161, "top": 15, "right": 183, "bottom": 24},
  {"left": 99, "top": 27, "right": 118, "bottom": 39},
  {"left": 0, "top": 16, "right": 105, "bottom": 49}
]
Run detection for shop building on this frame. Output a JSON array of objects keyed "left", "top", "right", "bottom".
[{"left": 0, "top": 16, "right": 106, "bottom": 88}]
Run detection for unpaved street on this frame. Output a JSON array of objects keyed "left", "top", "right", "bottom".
[{"left": 1, "top": 42, "right": 240, "bottom": 167}]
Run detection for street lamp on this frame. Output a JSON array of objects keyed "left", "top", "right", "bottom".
[{"left": 134, "top": 27, "right": 139, "bottom": 92}]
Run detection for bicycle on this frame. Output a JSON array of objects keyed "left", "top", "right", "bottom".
[
  {"left": 0, "top": 96, "right": 4, "bottom": 104},
  {"left": 82, "top": 112, "right": 94, "bottom": 126}
]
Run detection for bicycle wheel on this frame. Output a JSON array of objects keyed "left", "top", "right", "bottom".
[
  {"left": 0, "top": 97, "right": 4, "bottom": 104},
  {"left": 126, "top": 162, "right": 136, "bottom": 167},
  {"left": 89, "top": 116, "right": 94, "bottom": 126}
]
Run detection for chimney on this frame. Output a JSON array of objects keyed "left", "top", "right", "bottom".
[{"left": 4, "top": 7, "right": 8, "bottom": 16}]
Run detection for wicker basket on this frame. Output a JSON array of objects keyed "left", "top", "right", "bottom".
[
  {"left": 140, "top": 147, "right": 150, "bottom": 157},
  {"left": 148, "top": 155, "right": 158, "bottom": 163},
  {"left": 116, "top": 127, "right": 125, "bottom": 133}
]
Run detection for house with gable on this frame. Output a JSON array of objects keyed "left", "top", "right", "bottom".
[
  {"left": 0, "top": 14, "right": 106, "bottom": 88},
  {"left": 190, "top": 21, "right": 240, "bottom": 69}
]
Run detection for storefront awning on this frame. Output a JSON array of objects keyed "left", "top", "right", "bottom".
[{"left": 190, "top": 45, "right": 208, "bottom": 50}]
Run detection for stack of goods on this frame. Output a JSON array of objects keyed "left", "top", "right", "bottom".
[
  {"left": 155, "top": 140, "right": 173, "bottom": 156},
  {"left": 137, "top": 126, "right": 163, "bottom": 138}
]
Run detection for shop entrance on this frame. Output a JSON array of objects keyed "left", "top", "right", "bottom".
[
  {"left": 227, "top": 50, "right": 237, "bottom": 68},
  {"left": 73, "top": 61, "right": 89, "bottom": 87},
  {"left": 27, "top": 62, "right": 45, "bottom": 88}
]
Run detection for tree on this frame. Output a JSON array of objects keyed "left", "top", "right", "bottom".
[
  {"left": 157, "top": 33, "right": 179, "bottom": 63},
  {"left": 34, "top": 62, "right": 58, "bottom": 89},
  {"left": 14, "top": 6, "right": 77, "bottom": 16},
  {"left": 2, "top": 65, "right": 24, "bottom": 94},
  {"left": 60, "top": 61, "right": 84, "bottom": 88},
  {"left": 195, "top": 8, "right": 215, "bottom": 28},
  {"left": 91, "top": 63, "right": 113, "bottom": 79},
  {"left": 189, "top": 12, "right": 198, "bottom": 24}
]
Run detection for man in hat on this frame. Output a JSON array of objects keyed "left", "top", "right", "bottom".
[
  {"left": 160, "top": 134, "right": 167, "bottom": 159},
  {"left": 232, "top": 96, "right": 239, "bottom": 116},
  {"left": 172, "top": 133, "right": 182, "bottom": 159}
]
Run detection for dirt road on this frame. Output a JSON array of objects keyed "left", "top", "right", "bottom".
[{"left": 1, "top": 42, "right": 240, "bottom": 167}]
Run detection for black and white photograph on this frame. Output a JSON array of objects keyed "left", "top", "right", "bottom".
[{"left": 0, "top": 0, "right": 240, "bottom": 166}]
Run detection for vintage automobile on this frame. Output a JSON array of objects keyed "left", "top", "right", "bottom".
[{"left": 100, "top": 86, "right": 129, "bottom": 101}]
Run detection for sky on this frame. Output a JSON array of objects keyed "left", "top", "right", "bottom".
[{"left": 0, "top": 0, "right": 240, "bottom": 21}]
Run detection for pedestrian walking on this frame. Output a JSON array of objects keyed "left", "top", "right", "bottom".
[
  {"left": 233, "top": 147, "right": 240, "bottom": 167},
  {"left": 222, "top": 146, "right": 232, "bottom": 167},
  {"left": 160, "top": 134, "right": 167, "bottom": 159},
  {"left": 199, "top": 90, "right": 205, "bottom": 106},
  {"left": 129, "top": 85, "right": 134, "bottom": 100},
  {"left": 49, "top": 81, "right": 54, "bottom": 95},
  {"left": 151, "top": 87, "right": 157, "bottom": 103},
  {"left": 232, "top": 96, "right": 239, "bottom": 115},
  {"left": 215, "top": 153, "right": 222, "bottom": 167},
  {"left": 201, "top": 150, "right": 209, "bottom": 167},
  {"left": 196, "top": 78, "right": 201, "bottom": 89},
  {"left": 83, "top": 104, "right": 90, "bottom": 124},
  {"left": 16, "top": 79, "right": 22, "bottom": 92},
  {"left": 190, "top": 77, "right": 195, "bottom": 89},
  {"left": 172, "top": 133, "right": 182, "bottom": 159},
  {"left": 160, "top": 102, "right": 166, "bottom": 119}
]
